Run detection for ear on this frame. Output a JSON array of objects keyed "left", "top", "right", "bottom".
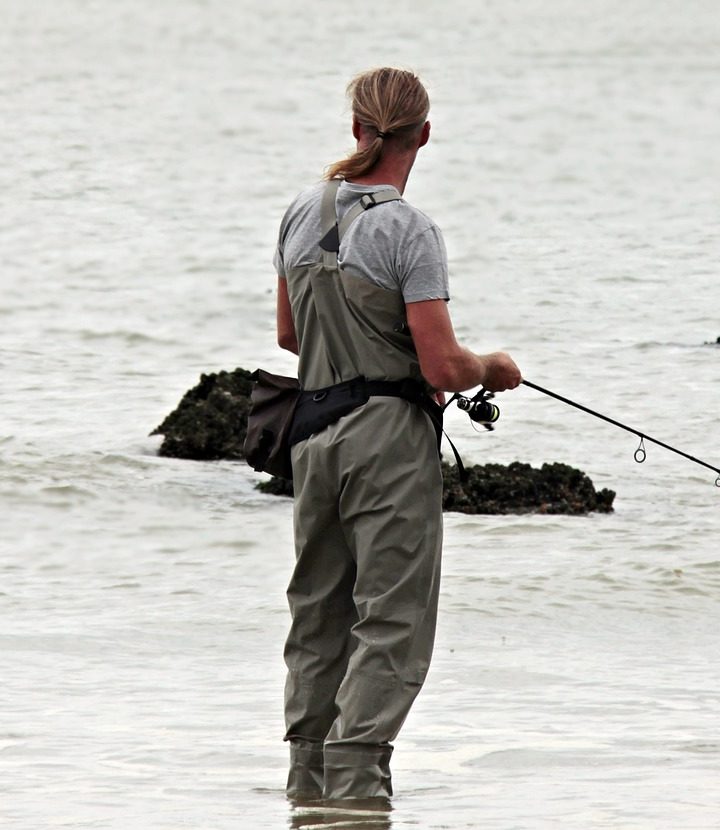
[
  {"left": 352, "top": 116, "right": 361, "bottom": 141},
  {"left": 418, "top": 120, "right": 431, "bottom": 148}
]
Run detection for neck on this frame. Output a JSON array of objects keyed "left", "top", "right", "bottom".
[{"left": 346, "top": 150, "right": 416, "bottom": 195}]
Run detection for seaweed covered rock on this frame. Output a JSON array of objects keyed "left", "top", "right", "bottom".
[
  {"left": 257, "top": 461, "right": 614, "bottom": 514},
  {"left": 256, "top": 475, "right": 294, "bottom": 497},
  {"left": 152, "top": 368, "right": 615, "bottom": 513},
  {"left": 151, "top": 368, "right": 254, "bottom": 460},
  {"left": 441, "top": 460, "right": 615, "bottom": 515}
]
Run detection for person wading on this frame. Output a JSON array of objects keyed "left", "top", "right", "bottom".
[{"left": 274, "top": 67, "right": 521, "bottom": 801}]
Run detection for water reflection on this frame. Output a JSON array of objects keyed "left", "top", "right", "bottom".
[{"left": 288, "top": 795, "right": 392, "bottom": 829}]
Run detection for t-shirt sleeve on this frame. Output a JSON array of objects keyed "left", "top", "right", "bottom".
[
  {"left": 397, "top": 224, "right": 450, "bottom": 303},
  {"left": 273, "top": 244, "right": 285, "bottom": 278},
  {"left": 273, "top": 208, "right": 290, "bottom": 278},
  {"left": 272, "top": 183, "right": 324, "bottom": 280}
]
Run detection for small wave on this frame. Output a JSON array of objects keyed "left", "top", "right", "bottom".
[
  {"left": 694, "top": 560, "right": 720, "bottom": 571},
  {"left": 672, "top": 740, "right": 720, "bottom": 754},
  {"left": 78, "top": 329, "right": 178, "bottom": 345},
  {"left": 101, "top": 582, "right": 141, "bottom": 590},
  {"left": 96, "top": 452, "right": 170, "bottom": 471},
  {"left": 632, "top": 340, "right": 715, "bottom": 351},
  {"left": 464, "top": 747, "right": 626, "bottom": 769},
  {"left": 34, "top": 483, "right": 99, "bottom": 508}
]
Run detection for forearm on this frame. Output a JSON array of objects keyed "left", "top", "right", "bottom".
[
  {"left": 406, "top": 299, "right": 521, "bottom": 393},
  {"left": 278, "top": 329, "right": 299, "bottom": 355},
  {"left": 276, "top": 276, "right": 299, "bottom": 354},
  {"left": 426, "top": 347, "right": 519, "bottom": 393},
  {"left": 432, "top": 347, "right": 494, "bottom": 393}
]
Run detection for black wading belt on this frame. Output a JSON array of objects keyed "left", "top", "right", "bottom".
[{"left": 288, "top": 375, "right": 466, "bottom": 479}]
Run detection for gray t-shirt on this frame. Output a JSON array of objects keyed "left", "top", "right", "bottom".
[{"left": 273, "top": 181, "right": 450, "bottom": 303}]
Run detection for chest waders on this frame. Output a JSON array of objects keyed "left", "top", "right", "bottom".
[{"left": 283, "top": 179, "right": 444, "bottom": 800}]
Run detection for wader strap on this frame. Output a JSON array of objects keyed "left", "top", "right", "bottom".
[
  {"left": 320, "top": 177, "right": 341, "bottom": 232},
  {"left": 337, "top": 189, "right": 401, "bottom": 240},
  {"left": 318, "top": 184, "right": 402, "bottom": 266},
  {"left": 320, "top": 178, "right": 342, "bottom": 268}
]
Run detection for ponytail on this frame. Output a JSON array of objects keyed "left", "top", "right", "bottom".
[{"left": 325, "top": 67, "right": 430, "bottom": 181}]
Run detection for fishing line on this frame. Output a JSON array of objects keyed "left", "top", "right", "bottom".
[{"left": 521, "top": 379, "right": 720, "bottom": 486}]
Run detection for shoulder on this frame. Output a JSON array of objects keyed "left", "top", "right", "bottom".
[
  {"left": 277, "top": 181, "right": 325, "bottom": 238},
  {"left": 282, "top": 181, "right": 325, "bottom": 217},
  {"left": 390, "top": 200, "right": 440, "bottom": 234},
  {"left": 340, "top": 182, "right": 440, "bottom": 233},
  {"left": 374, "top": 199, "right": 444, "bottom": 252}
]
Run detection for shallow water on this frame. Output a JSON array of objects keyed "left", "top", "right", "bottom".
[{"left": 2, "top": 1, "right": 720, "bottom": 828}]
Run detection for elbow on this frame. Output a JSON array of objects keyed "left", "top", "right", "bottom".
[
  {"left": 420, "top": 350, "right": 477, "bottom": 393},
  {"left": 420, "top": 359, "right": 459, "bottom": 393},
  {"left": 277, "top": 330, "right": 299, "bottom": 354},
  {"left": 421, "top": 372, "right": 442, "bottom": 391}
]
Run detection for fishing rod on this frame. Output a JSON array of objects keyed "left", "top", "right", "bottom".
[
  {"left": 521, "top": 379, "right": 720, "bottom": 486},
  {"left": 451, "top": 381, "right": 720, "bottom": 486}
]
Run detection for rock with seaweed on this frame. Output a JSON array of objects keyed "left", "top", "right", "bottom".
[
  {"left": 256, "top": 475, "right": 294, "bottom": 497},
  {"left": 441, "top": 460, "right": 614, "bottom": 515},
  {"left": 151, "top": 368, "right": 254, "bottom": 460},
  {"left": 153, "top": 368, "right": 615, "bottom": 513},
  {"left": 255, "top": 461, "right": 615, "bottom": 513}
]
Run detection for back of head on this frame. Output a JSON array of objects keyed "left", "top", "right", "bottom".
[{"left": 325, "top": 67, "right": 430, "bottom": 181}]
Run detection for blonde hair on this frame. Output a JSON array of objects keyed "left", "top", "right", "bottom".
[{"left": 324, "top": 67, "right": 430, "bottom": 181}]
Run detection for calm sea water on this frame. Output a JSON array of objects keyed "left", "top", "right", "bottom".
[{"left": 2, "top": 1, "right": 719, "bottom": 828}]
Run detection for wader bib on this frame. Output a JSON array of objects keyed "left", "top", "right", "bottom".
[{"left": 283, "top": 179, "right": 444, "bottom": 800}]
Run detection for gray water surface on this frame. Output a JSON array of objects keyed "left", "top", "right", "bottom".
[{"left": 2, "top": 1, "right": 719, "bottom": 827}]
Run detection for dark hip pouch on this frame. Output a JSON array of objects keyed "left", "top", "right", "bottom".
[{"left": 244, "top": 371, "right": 442, "bottom": 481}]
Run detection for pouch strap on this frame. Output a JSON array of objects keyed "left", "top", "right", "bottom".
[{"left": 368, "top": 380, "right": 466, "bottom": 480}]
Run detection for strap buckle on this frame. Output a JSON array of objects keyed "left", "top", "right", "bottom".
[{"left": 360, "top": 193, "right": 378, "bottom": 209}]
